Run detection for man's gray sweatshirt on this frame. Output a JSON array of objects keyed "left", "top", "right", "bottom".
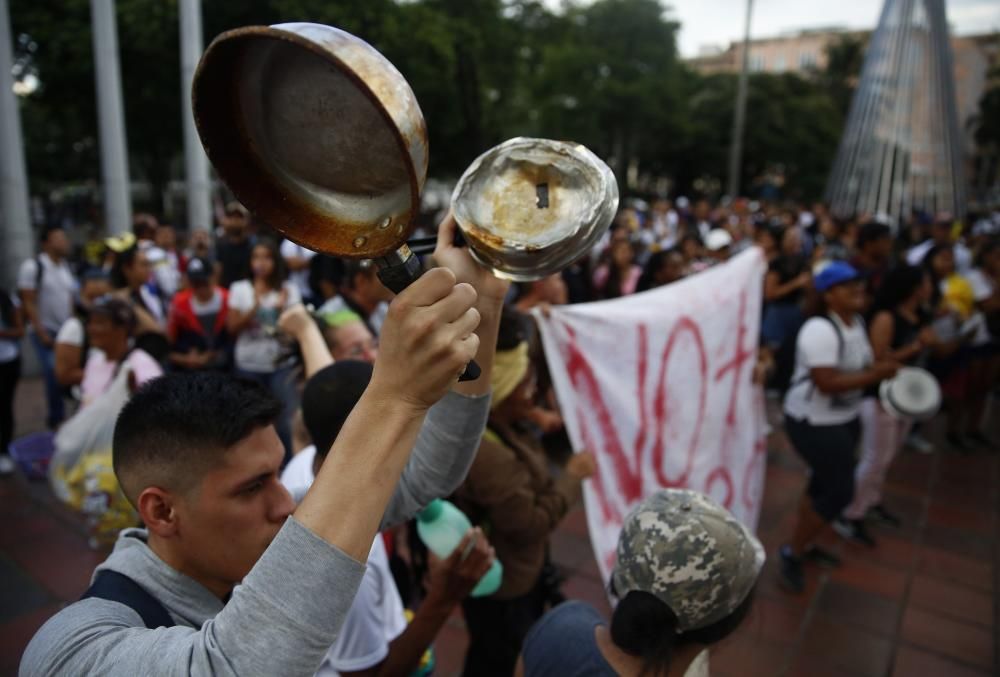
[{"left": 20, "top": 389, "right": 490, "bottom": 676}]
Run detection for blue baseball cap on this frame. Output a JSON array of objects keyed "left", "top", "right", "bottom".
[{"left": 814, "top": 261, "right": 861, "bottom": 292}]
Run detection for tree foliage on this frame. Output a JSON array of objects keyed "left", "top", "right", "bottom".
[{"left": 9, "top": 0, "right": 880, "bottom": 221}]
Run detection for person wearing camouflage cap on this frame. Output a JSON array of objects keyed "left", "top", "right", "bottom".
[{"left": 517, "top": 488, "right": 764, "bottom": 677}]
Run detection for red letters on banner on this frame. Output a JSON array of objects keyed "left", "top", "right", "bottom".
[{"left": 557, "top": 288, "right": 761, "bottom": 524}]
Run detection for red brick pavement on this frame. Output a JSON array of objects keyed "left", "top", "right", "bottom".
[{"left": 1, "top": 379, "right": 997, "bottom": 676}]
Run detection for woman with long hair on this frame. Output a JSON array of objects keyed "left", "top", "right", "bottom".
[
  {"left": 636, "top": 248, "right": 686, "bottom": 292},
  {"left": 922, "top": 244, "right": 981, "bottom": 449},
  {"left": 835, "top": 265, "right": 936, "bottom": 545},
  {"left": 226, "top": 239, "right": 301, "bottom": 460},
  {"left": 593, "top": 238, "right": 642, "bottom": 299},
  {"left": 517, "top": 489, "right": 763, "bottom": 677},
  {"left": 110, "top": 239, "right": 169, "bottom": 361},
  {"left": 778, "top": 261, "right": 898, "bottom": 593}
]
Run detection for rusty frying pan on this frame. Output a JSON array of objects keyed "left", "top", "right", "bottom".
[{"left": 192, "top": 22, "right": 479, "bottom": 377}]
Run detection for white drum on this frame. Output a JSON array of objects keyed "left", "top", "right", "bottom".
[{"left": 879, "top": 366, "right": 942, "bottom": 421}]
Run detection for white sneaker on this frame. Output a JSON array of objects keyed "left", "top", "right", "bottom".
[
  {"left": 906, "top": 432, "right": 934, "bottom": 454},
  {"left": 0, "top": 454, "right": 15, "bottom": 475}
]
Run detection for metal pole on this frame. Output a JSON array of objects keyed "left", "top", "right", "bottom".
[
  {"left": 179, "top": 0, "right": 211, "bottom": 232},
  {"left": 0, "top": 0, "right": 33, "bottom": 288},
  {"left": 90, "top": 0, "right": 131, "bottom": 235},
  {"left": 726, "top": 0, "right": 753, "bottom": 199}
]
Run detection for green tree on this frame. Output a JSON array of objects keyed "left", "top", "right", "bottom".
[
  {"left": 680, "top": 72, "right": 842, "bottom": 200},
  {"left": 816, "top": 33, "right": 866, "bottom": 119},
  {"left": 529, "top": 0, "right": 685, "bottom": 183}
]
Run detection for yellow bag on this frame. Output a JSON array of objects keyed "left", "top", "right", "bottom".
[
  {"left": 50, "top": 365, "right": 139, "bottom": 548},
  {"left": 53, "top": 446, "right": 138, "bottom": 548}
]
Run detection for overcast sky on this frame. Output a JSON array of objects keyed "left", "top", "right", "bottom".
[{"left": 546, "top": 1, "right": 1000, "bottom": 58}]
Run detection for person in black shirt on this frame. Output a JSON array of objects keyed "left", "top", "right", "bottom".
[
  {"left": 762, "top": 226, "right": 809, "bottom": 350},
  {"left": 836, "top": 265, "right": 936, "bottom": 545},
  {"left": 850, "top": 222, "right": 893, "bottom": 314},
  {"left": 215, "top": 202, "right": 254, "bottom": 289}
]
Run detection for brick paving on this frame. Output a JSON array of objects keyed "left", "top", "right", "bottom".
[{"left": 1, "top": 378, "right": 997, "bottom": 676}]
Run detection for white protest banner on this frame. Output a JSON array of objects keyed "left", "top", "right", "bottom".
[{"left": 535, "top": 247, "right": 768, "bottom": 583}]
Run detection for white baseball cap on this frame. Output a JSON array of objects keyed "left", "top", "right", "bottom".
[{"left": 705, "top": 229, "right": 733, "bottom": 251}]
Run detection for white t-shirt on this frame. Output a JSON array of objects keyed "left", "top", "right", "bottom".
[
  {"left": 784, "top": 314, "right": 873, "bottom": 425},
  {"left": 279, "top": 457, "right": 408, "bottom": 676},
  {"left": 281, "top": 445, "right": 316, "bottom": 497},
  {"left": 55, "top": 316, "right": 104, "bottom": 367},
  {"left": 56, "top": 316, "right": 85, "bottom": 347},
  {"left": 17, "top": 253, "right": 78, "bottom": 333},
  {"left": 280, "top": 240, "right": 317, "bottom": 301},
  {"left": 228, "top": 280, "right": 301, "bottom": 373}
]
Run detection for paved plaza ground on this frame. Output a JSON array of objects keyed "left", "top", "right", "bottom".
[{"left": 1, "top": 378, "right": 997, "bottom": 676}]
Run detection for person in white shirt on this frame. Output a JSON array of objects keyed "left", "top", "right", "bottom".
[
  {"left": 17, "top": 226, "right": 79, "bottom": 428},
  {"left": 906, "top": 217, "right": 973, "bottom": 274},
  {"left": 227, "top": 239, "right": 302, "bottom": 460},
  {"left": 778, "top": 261, "right": 899, "bottom": 594},
  {"left": 151, "top": 224, "right": 183, "bottom": 298},
  {"left": 55, "top": 270, "right": 112, "bottom": 389},
  {"left": 281, "top": 238, "right": 318, "bottom": 304},
  {"left": 282, "top": 359, "right": 495, "bottom": 677}
]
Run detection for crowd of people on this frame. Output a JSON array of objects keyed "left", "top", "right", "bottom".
[{"left": 3, "top": 194, "right": 999, "bottom": 676}]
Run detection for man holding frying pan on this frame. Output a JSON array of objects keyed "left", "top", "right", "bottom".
[{"left": 20, "top": 222, "right": 509, "bottom": 677}]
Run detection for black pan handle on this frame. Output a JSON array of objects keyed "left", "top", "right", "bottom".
[{"left": 375, "top": 246, "right": 481, "bottom": 382}]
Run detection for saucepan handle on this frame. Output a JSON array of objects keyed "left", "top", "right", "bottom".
[{"left": 375, "top": 248, "right": 481, "bottom": 382}]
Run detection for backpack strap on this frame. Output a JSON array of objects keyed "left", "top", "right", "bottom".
[
  {"left": 35, "top": 255, "right": 44, "bottom": 292},
  {"left": 81, "top": 570, "right": 176, "bottom": 629},
  {"left": 801, "top": 315, "right": 845, "bottom": 401}
]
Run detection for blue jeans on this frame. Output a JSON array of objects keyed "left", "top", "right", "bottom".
[
  {"left": 235, "top": 365, "right": 298, "bottom": 467},
  {"left": 30, "top": 331, "right": 64, "bottom": 428}
]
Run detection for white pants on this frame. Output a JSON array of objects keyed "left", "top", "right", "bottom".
[{"left": 843, "top": 398, "right": 912, "bottom": 520}]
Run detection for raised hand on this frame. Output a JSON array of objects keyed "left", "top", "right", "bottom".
[{"left": 370, "top": 267, "right": 481, "bottom": 411}]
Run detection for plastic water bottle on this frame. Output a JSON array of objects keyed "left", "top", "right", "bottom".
[{"left": 416, "top": 499, "right": 503, "bottom": 597}]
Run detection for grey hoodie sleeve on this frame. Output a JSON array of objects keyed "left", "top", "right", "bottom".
[
  {"left": 379, "top": 389, "right": 490, "bottom": 529},
  {"left": 20, "top": 518, "right": 365, "bottom": 677}
]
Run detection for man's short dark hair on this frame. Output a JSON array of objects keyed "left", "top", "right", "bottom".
[
  {"left": 113, "top": 372, "right": 283, "bottom": 504},
  {"left": 301, "top": 361, "right": 372, "bottom": 459},
  {"left": 857, "top": 222, "right": 891, "bottom": 249}
]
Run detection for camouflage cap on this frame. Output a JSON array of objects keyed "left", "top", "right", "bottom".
[{"left": 611, "top": 488, "right": 765, "bottom": 632}]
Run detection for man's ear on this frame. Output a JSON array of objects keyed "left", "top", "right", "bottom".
[{"left": 137, "top": 487, "right": 181, "bottom": 538}]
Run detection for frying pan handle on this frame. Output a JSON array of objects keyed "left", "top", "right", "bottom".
[{"left": 375, "top": 247, "right": 481, "bottom": 382}]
